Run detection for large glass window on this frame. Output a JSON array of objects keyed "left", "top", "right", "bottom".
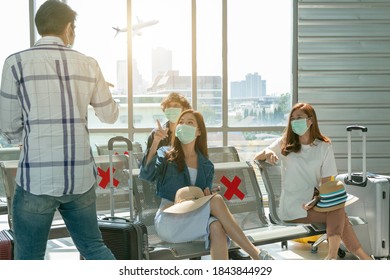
[
  {"left": 67, "top": 0, "right": 127, "bottom": 129},
  {"left": 0, "top": 1, "right": 30, "bottom": 86},
  {"left": 130, "top": 0, "right": 292, "bottom": 150},
  {"left": 228, "top": 0, "right": 292, "bottom": 128},
  {"left": 2, "top": 0, "right": 293, "bottom": 152},
  {"left": 132, "top": 0, "right": 192, "bottom": 129},
  {"left": 0, "top": 0, "right": 30, "bottom": 148},
  {"left": 196, "top": 0, "right": 223, "bottom": 127},
  {"left": 0, "top": 0, "right": 294, "bottom": 201}
]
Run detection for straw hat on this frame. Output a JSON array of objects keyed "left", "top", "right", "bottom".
[
  {"left": 163, "top": 186, "right": 216, "bottom": 214},
  {"left": 313, "top": 180, "right": 359, "bottom": 212}
]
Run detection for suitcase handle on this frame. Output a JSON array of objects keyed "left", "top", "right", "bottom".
[
  {"left": 107, "top": 136, "right": 134, "bottom": 219},
  {"left": 101, "top": 216, "right": 130, "bottom": 223},
  {"left": 346, "top": 125, "right": 368, "bottom": 133},
  {"left": 108, "top": 136, "right": 133, "bottom": 151},
  {"left": 346, "top": 125, "right": 367, "bottom": 184}
]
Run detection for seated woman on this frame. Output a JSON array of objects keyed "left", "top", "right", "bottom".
[
  {"left": 139, "top": 109, "right": 273, "bottom": 260},
  {"left": 254, "top": 102, "right": 372, "bottom": 260}
]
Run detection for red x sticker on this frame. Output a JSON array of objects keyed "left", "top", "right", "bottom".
[
  {"left": 113, "top": 152, "right": 129, "bottom": 169},
  {"left": 97, "top": 167, "right": 119, "bottom": 189},
  {"left": 220, "top": 175, "right": 245, "bottom": 200},
  {"left": 114, "top": 151, "right": 129, "bottom": 156}
]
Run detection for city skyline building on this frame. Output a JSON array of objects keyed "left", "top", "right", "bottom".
[
  {"left": 151, "top": 47, "right": 172, "bottom": 83},
  {"left": 230, "top": 72, "right": 266, "bottom": 99}
]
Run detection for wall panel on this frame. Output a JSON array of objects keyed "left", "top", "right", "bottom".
[{"left": 297, "top": 0, "right": 390, "bottom": 175}]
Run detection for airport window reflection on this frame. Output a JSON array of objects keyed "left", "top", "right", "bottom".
[
  {"left": 132, "top": 0, "right": 192, "bottom": 128},
  {"left": 228, "top": 131, "right": 283, "bottom": 162},
  {"left": 196, "top": 0, "right": 223, "bottom": 127},
  {"left": 0, "top": 1, "right": 29, "bottom": 87},
  {"left": 228, "top": 0, "right": 292, "bottom": 127},
  {"left": 0, "top": 0, "right": 29, "bottom": 148},
  {"left": 67, "top": 0, "right": 127, "bottom": 129}
]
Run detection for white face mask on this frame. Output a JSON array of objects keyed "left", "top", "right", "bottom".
[
  {"left": 291, "top": 118, "right": 309, "bottom": 136},
  {"left": 175, "top": 124, "right": 197, "bottom": 144},
  {"left": 164, "top": 108, "right": 182, "bottom": 123}
]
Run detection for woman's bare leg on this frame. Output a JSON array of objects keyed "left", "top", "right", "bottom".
[
  {"left": 325, "top": 235, "right": 341, "bottom": 259},
  {"left": 209, "top": 221, "right": 229, "bottom": 260},
  {"left": 352, "top": 247, "right": 373, "bottom": 260},
  {"left": 209, "top": 195, "right": 263, "bottom": 259}
]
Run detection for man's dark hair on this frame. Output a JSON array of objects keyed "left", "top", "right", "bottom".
[{"left": 35, "top": 0, "right": 77, "bottom": 36}]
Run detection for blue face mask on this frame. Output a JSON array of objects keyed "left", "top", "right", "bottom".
[
  {"left": 291, "top": 118, "right": 309, "bottom": 136},
  {"left": 175, "top": 124, "right": 197, "bottom": 144},
  {"left": 164, "top": 108, "right": 182, "bottom": 123}
]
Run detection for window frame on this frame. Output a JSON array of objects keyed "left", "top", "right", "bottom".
[{"left": 24, "top": 0, "right": 295, "bottom": 148}]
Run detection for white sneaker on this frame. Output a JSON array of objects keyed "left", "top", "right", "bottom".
[{"left": 259, "top": 250, "right": 274, "bottom": 260}]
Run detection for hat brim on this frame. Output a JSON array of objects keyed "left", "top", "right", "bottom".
[
  {"left": 313, "top": 193, "right": 359, "bottom": 212},
  {"left": 163, "top": 193, "right": 216, "bottom": 214}
]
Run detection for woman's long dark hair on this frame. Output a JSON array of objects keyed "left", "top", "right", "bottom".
[
  {"left": 281, "top": 103, "right": 330, "bottom": 156},
  {"left": 166, "top": 110, "right": 208, "bottom": 172}
]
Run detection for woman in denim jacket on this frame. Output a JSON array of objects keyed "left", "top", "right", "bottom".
[{"left": 140, "top": 109, "right": 273, "bottom": 260}]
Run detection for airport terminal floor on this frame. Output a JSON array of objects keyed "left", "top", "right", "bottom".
[
  {"left": 0, "top": 209, "right": 360, "bottom": 260},
  {"left": 40, "top": 238, "right": 360, "bottom": 260}
]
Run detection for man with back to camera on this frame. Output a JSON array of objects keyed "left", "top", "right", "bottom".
[{"left": 0, "top": 0, "right": 118, "bottom": 259}]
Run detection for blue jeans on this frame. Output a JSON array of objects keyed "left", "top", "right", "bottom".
[{"left": 12, "top": 185, "right": 115, "bottom": 260}]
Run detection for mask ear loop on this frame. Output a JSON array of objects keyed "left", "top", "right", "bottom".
[
  {"left": 66, "top": 25, "right": 74, "bottom": 48},
  {"left": 66, "top": 34, "right": 71, "bottom": 48}
]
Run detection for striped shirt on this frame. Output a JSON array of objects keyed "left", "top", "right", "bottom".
[{"left": 0, "top": 36, "right": 119, "bottom": 196}]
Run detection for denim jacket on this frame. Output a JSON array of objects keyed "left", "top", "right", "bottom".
[{"left": 139, "top": 146, "right": 214, "bottom": 202}]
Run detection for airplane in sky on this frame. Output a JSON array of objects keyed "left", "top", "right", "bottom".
[{"left": 113, "top": 17, "right": 159, "bottom": 37}]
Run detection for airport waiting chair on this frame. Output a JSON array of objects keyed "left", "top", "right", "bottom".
[
  {"left": 208, "top": 146, "right": 240, "bottom": 163},
  {"left": 254, "top": 160, "right": 328, "bottom": 251},
  {"left": 254, "top": 160, "right": 362, "bottom": 257},
  {"left": 0, "top": 148, "right": 21, "bottom": 192},
  {"left": 0, "top": 147, "right": 21, "bottom": 215},
  {"left": 129, "top": 145, "right": 241, "bottom": 225},
  {"left": 0, "top": 147, "right": 21, "bottom": 161},
  {"left": 132, "top": 161, "right": 316, "bottom": 260},
  {"left": 0, "top": 160, "right": 69, "bottom": 239},
  {"left": 0, "top": 153, "right": 133, "bottom": 239},
  {"left": 0, "top": 160, "right": 17, "bottom": 225},
  {"left": 130, "top": 146, "right": 241, "bottom": 259},
  {"left": 0, "top": 147, "right": 71, "bottom": 238}
]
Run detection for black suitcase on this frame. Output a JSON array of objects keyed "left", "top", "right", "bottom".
[
  {"left": 0, "top": 229, "right": 14, "bottom": 260},
  {"left": 98, "top": 136, "right": 149, "bottom": 260},
  {"left": 99, "top": 217, "right": 148, "bottom": 260},
  {"left": 336, "top": 125, "right": 390, "bottom": 259}
]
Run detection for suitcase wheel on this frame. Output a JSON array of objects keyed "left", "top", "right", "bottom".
[{"left": 337, "top": 248, "right": 346, "bottom": 258}]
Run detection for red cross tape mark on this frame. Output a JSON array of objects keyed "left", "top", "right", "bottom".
[
  {"left": 220, "top": 175, "right": 245, "bottom": 200},
  {"left": 113, "top": 152, "right": 129, "bottom": 169},
  {"left": 114, "top": 151, "right": 129, "bottom": 156},
  {"left": 97, "top": 167, "right": 119, "bottom": 189}
]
